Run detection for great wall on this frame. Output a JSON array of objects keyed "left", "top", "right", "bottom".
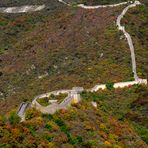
[
  {"left": 0, "top": 1, "right": 146, "bottom": 119},
  {"left": 0, "top": 5, "right": 45, "bottom": 13}
]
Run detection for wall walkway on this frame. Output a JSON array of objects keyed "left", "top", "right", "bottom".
[{"left": 0, "top": 5, "right": 45, "bottom": 13}]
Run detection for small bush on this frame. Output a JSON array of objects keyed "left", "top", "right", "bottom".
[
  {"left": 42, "top": 113, "right": 53, "bottom": 120},
  {"left": 54, "top": 118, "right": 65, "bottom": 127},
  {"left": 45, "top": 123, "right": 52, "bottom": 131},
  {"left": 26, "top": 125, "right": 36, "bottom": 136},
  {"left": 8, "top": 112, "right": 21, "bottom": 125},
  {"left": 0, "top": 116, "right": 7, "bottom": 125},
  {"left": 43, "top": 134, "right": 53, "bottom": 142},
  {"left": 68, "top": 134, "right": 79, "bottom": 145},
  {"left": 25, "top": 108, "right": 39, "bottom": 120},
  {"left": 77, "top": 136, "right": 83, "bottom": 143},
  {"left": 0, "top": 144, "right": 11, "bottom": 148},
  {"left": 106, "top": 82, "right": 114, "bottom": 90},
  {"left": 82, "top": 140, "right": 98, "bottom": 148}
]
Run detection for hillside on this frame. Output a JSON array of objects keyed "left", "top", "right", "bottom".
[
  {"left": 0, "top": 2, "right": 136, "bottom": 114},
  {"left": 0, "top": 0, "right": 129, "bottom": 7},
  {"left": 0, "top": 0, "right": 147, "bottom": 147},
  {"left": 122, "top": 4, "right": 148, "bottom": 79},
  {"left": 0, "top": 85, "right": 147, "bottom": 147}
]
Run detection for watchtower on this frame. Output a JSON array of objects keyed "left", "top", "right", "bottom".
[{"left": 70, "top": 87, "right": 84, "bottom": 104}]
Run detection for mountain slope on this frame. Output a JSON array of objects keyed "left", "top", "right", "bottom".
[
  {"left": 0, "top": 85, "right": 147, "bottom": 147},
  {"left": 0, "top": 5, "right": 132, "bottom": 114}
]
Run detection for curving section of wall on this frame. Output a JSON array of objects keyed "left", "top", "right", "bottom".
[
  {"left": 31, "top": 87, "right": 84, "bottom": 114},
  {"left": 91, "top": 79, "right": 147, "bottom": 92},
  {"left": 0, "top": 5, "right": 45, "bottom": 13},
  {"left": 77, "top": 1, "right": 131, "bottom": 9},
  {"left": 58, "top": 0, "right": 131, "bottom": 9},
  {"left": 17, "top": 102, "right": 30, "bottom": 121},
  {"left": 31, "top": 88, "right": 82, "bottom": 114},
  {"left": 116, "top": 1, "right": 141, "bottom": 80},
  {"left": 58, "top": 0, "right": 140, "bottom": 80},
  {"left": 31, "top": 78, "right": 147, "bottom": 115}
]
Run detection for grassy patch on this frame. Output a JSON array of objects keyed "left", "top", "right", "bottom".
[
  {"left": 37, "top": 97, "right": 49, "bottom": 106},
  {"left": 49, "top": 93, "right": 67, "bottom": 103}
]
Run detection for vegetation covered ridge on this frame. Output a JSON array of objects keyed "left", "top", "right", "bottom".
[
  {"left": 0, "top": 85, "right": 147, "bottom": 147},
  {"left": 0, "top": 0, "right": 147, "bottom": 115},
  {"left": 30, "top": 1, "right": 146, "bottom": 116}
]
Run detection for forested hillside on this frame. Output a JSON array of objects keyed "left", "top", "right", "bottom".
[
  {"left": 0, "top": 4, "right": 130, "bottom": 114},
  {"left": 0, "top": 0, "right": 147, "bottom": 114},
  {"left": 0, "top": 0, "right": 147, "bottom": 147},
  {"left": 0, "top": 85, "right": 147, "bottom": 147}
]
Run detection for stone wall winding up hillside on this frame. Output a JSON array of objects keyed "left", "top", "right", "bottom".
[{"left": 0, "top": 0, "right": 147, "bottom": 115}]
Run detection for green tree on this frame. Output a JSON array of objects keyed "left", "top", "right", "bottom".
[
  {"left": 106, "top": 82, "right": 114, "bottom": 90},
  {"left": 8, "top": 112, "right": 21, "bottom": 125}
]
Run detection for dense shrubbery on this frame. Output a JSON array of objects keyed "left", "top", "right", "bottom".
[
  {"left": 132, "top": 122, "right": 148, "bottom": 144},
  {"left": 0, "top": 85, "right": 147, "bottom": 147},
  {"left": 25, "top": 108, "right": 40, "bottom": 120},
  {"left": 37, "top": 97, "right": 49, "bottom": 106},
  {"left": 82, "top": 85, "right": 148, "bottom": 144},
  {"left": 8, "top": 111, "right": 21, "bottom": 125},
  {"left": 81, "top": 91, "right": 106, "bottom": 102}
]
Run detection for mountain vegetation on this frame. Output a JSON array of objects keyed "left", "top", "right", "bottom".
[
  {"left": 0, "top": 0, "right": 147, "bottom": 115},
  {"left": 0, "top": 85, "right": 147, "bottom": 147},
  {"left": 0, "top": 3, "right": 131, "bottom": 114},
  {"left": 0, "top": 0, "right": 147, "bottom": 147}
]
